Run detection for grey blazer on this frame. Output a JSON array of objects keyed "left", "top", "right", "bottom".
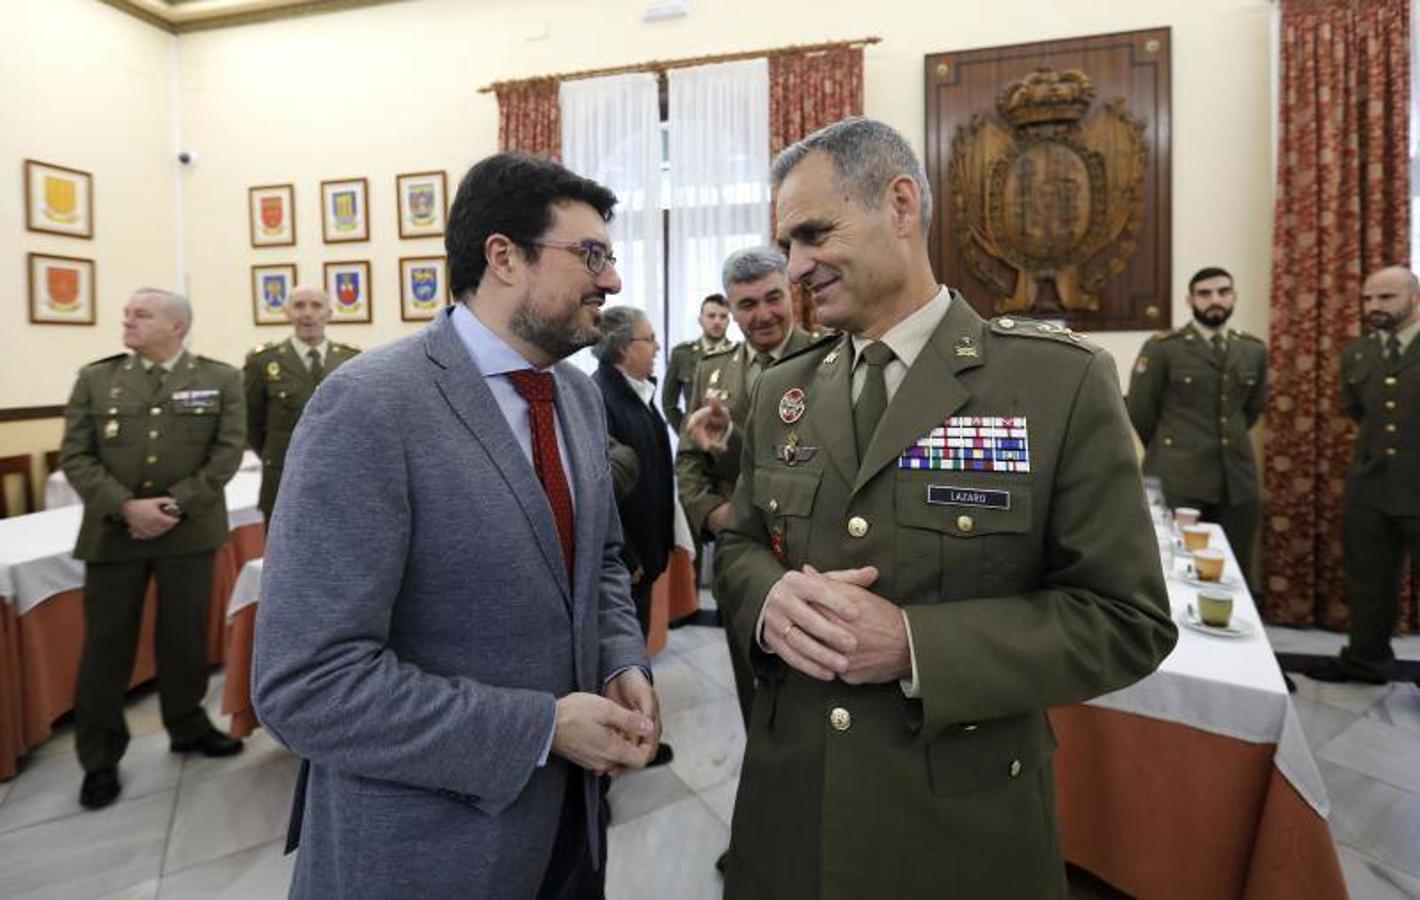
[{"left": 252, "top": 307, "right": 647, "bottom": 899}]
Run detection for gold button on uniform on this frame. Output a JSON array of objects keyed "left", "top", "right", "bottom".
[
  {"left": 768, "top": 499, "right": 779, "bottom": 513},
  {"left": 1385, "top": 376, "right": 1398, "bottom": 387},
  {"left": 1009, "top": 759, "right": 1022, "bottom": 778},
  {"left": 847, "top": 516, "right": 869, "bottom": 538},
  {"left": 1386, "top": 424, "right": 1397, "bottom": 433},
  {"left": 1386, "top": 447, "right": 1397, "bottom": 456},
  {"left": 148, "top": 430, "right": 159, "bottom": 439},
  {"left": 829, "top": 707, "right": 851, "bottom": 732},
  {"left": 957, "top": 515, "right": 975, "bottom": 533},
  {"left": 145, "top": 455, "right": 158, "bottom": 465},
  {"left": 1163, "top": 437, "right": 1173, "bottom": 447},
  {"left": 1221, "top": 438, "right": 1230, "bottom": 446},
  {"left": 1386, "top": 400, "right": 1397, "bottom": 410},
  {"left": 149, "top": 407, "right": 162, "bottom": 416},
  {"left": 142, "top": 480, "right": 154, "bottom": 489}
]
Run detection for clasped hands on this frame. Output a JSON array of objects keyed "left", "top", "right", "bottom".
[
  {"left": 760, "top": 565, "right": 911, "bottom": 685},
  {"left": 122, "top": 497, "right": 180, "bottom": 540},
  {"left": 551, "top": 667, "right": 662, "bottom": 777}
]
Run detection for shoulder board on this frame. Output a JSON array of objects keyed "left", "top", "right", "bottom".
[
  {"left": 333, "top": 342, "right": 360, "bottom": 353},
  {"left": 247, "top": 341, "right": 280, "bottom": 356},
  {"left": 84, "top": 352, "right": 129, "bottom": 369},
  {"left": 989, "top": 316, "right": 1097, "bottom": 352},
  {"left": 1234, "top": 331, "right": 1265, "bottom": 344},
  {"left": 701, "top": 343, "right": 737, "bottom": 359},
  {"left": 1156, "top": 327, "right": 1189, "bottom": 341},
  {"left": 778, "top": 331, "right": 846, "bottom": 366},
  {"left": 673, "top": 339, "right": 698, "bottom": 351}
]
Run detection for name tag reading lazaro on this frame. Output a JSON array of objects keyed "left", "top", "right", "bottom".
[{"left": 926, "top": 485, "right": 1011, "bottom": 510}]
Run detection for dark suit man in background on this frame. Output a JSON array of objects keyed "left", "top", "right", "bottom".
[
  {"left": 253, "top": 153, "right": 659, "bottom": 899},
  {"left": 713, "top": 117, "right": 1176, "bottom": 898},
  {"left": 1127, "top": 267, "right": 1269, "bottom": 584},
  {"left": 677, "top": 248, "right": 814, "bottom": 728},
  {"left": 593, "top": 306, "right": 677, "bottom": 768},
  {"left": 243, "top": 286, "right": 358, "bottom": 524},
  {"left": 61, "top": 288, "right": 246, "bottom": 810},
  {"left": 661, "top": 293, "right": 732, "bottom": 432},
  {"left": 1310, "top": 265, "right": 1420, "bottom": 685}
]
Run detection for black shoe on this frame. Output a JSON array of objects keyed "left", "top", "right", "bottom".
[
  {"left": 79, "top": 767, "right": 121, "bottom": 809},
  {"left": 170, "top": 730, "right": 244, "bottom": 757},
  {"left": 648, "top": 743, "right": 674, "bottom": 768},
  {"left": 716, "top": 850, "right": 729, "bottom": 875},
  {"left": 1305, "top": 660, "right": 1388, "bottom": 686}
]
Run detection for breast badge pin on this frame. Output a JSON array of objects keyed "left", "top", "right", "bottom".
[
  {"left": 103, "top": 420, "right": 120, "bottom": 440},
  {"left": 955, "top": 336, "right": 979, "bottom": 358},
  {"left": 266, "top": 361, "right": 281, "bottom": 380},
  {"left": 778, "top": 387, "right": 806, "bottom": 424}
]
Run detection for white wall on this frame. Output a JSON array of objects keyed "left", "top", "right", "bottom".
[
  {"left": 0, "top": 0, "right": 180, "bottom": 408},
  {"left": 6, "top": 0, "right": 1276, "bottom": 402}
]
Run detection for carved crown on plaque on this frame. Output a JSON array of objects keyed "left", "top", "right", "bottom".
[{"left": 949, "top": 67, "right": 1147, "bottom": 313}]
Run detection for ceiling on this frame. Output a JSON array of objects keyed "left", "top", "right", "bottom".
[{"left": 98, "top": 0, "right": 403, "bottom": 33}]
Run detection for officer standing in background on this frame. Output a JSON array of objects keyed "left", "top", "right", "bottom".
[
  {"left": 1127, "top": 267, "right": 1269, "bottom": 584},
  {"left": 1310, "top": 265, "right": 1420, "bottom": 685},
  {"left": 243, "top": 286, "right": 358, "bottom": 524},
  {"left": 661, "top": 293, "right": 733, "bottom": 432},
  {"left": 61, "top": 287, "right": 247, "bottom": 811}
]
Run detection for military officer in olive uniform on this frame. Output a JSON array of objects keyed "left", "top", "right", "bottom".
[
  {"left": 1127, "top": 267, "right": 1269, "bottom": 583},
  {"left": 60, "top": 288, "right": 247, "bottom": 811},
  {"left": 677, "top": 247, "right": 815, "bottom": 727},
  {"left": 1310, "top": 265, "right": 1420, "bottom": 685},
  {"left": 660, "top": 293, "right": 733, "bottom": 432},
  {"left": 243, "top": 286, "right": 358, "bottom": 524},
  {"left": 712, "top": 119, "right": 1175, "bottom": 899}
]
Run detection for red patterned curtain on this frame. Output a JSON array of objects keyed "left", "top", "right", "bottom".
[
  {"left": 1264, "top": 0, "right": 1411, "bottom": 629},
  {"left": 495, "top": 79, "right": 561, "bottom": 162},
  {"left": 768, "top": 47, "right": 864, "bottom": 157}
]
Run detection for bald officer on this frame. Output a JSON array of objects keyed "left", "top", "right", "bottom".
[
  {"left": 1127, "top": 267, "right": 1269, "bottom": 583},
  {"left": 1310, "top": 265, "right": 1420, "bottom": 685},
  {"left": 243, "top": 286, "right": 358, "bottom": 524},
  {"left": 60, "top": 288, "right": 247, "bottom": 811},
  {"left": 712, "top": 118, "right": 1176, "bottom": 898},
  {"left": 661, "top": 293, "right": 733, "bottom": 432}
]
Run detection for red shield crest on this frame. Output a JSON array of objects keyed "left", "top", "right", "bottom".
[
  {"left": 260, "top": 197, "right": 284, "bottom": 230},
  {"left": 47, "top": 267, "right": 79, "bottom": 308}
]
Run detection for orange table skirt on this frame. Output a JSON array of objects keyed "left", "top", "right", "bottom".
[
  {"left": 0, "top": 524, "right": 264, "bottom": 781},
  {"left": 1051, "top": 705, "right": 1346, "bottom": 900},
  {"left": 220, "top": 545, "right": 701, "bottom": 741}
]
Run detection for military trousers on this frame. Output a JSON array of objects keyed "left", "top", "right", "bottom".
[
  {"left": 1168, "top": 495, "right": 1259, "bottom": 590},
  {"left": 75, "top": 551, "right": 217, "bottom": 771},
  {"left": 1340, "top": 494, "right": 1420, "bottom": 680}
]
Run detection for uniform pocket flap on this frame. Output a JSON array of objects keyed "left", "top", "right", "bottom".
[
  {"left": 926, "top": 714, "right": 1056, "bottom": 796},
  {"left": 753, "top": 470, "right": 821, "bottom": 517},
  {"left": 895, "top": 480, "right": 1032, "bottom": 537}
]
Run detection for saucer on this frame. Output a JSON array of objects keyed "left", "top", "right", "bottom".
[
  {"left": 1179, "top": 573, "right": 1243, "bottom": 591},
  {"left": 1180, "top": 607, "right": 1255, "bottom": 639}
]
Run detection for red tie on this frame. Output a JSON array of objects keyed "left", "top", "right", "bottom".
[{"left": 506, "top": 370, "right": 575, "bottom": 579}]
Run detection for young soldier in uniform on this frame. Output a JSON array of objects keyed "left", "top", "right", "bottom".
[
  {"left": 1127, "top": 267, "right": 1269, "bottom": 584},
  {"left": 661, "top": 293, "right": 732, "bottom": 432},
  {"left": 60, "top": 288, "right": 247, "bottom": 810},
  {"left": 711, "top": 118, "right": 1176, "bottom": 899},
  {"left": 1310, "top": 265, "right": 1420, "bottom": 685},
  {"left": 243, "top": 286, "right": 359, "bottom": 525}
]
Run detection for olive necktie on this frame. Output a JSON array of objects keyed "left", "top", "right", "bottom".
[
  {"left": 1211, "top": 334, "right": 1226, "bottom": 363},
  {"left": 147, "top": 364, "right": 166, "bottom": 394},
  {"left": 853, "top": 341, "right": 896, "bottom": 458},
  {"left": 308, "top": 349, "right": 324, "bottom": 384},
  {"left": 1386, "top": 334, "right": 1403, "bottom": 371},
  {"left": 746, "top": 351, "right": 774, "bottom": 398}
]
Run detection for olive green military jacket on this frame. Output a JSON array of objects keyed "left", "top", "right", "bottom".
[
  {"left": 674, "top": 329, "right": 813, "bottom": 540},
  {"left": 60, "top": 351, "right": 246, "bottom": 562},
  {"left": 661, "top": 337, "right": 733, "bottom": 432},
  {"left": 1126, "top": 322, "right": 1268, "bottom": 506},
  {"left": 716, "top": 300, "right": 1176, "bottom": 900},
  {"left": 244, "top": 339, "right": 359, "bottom": 519},
  {"left": 1341, "top": 331, "right": 1420, "bottom": 516}
]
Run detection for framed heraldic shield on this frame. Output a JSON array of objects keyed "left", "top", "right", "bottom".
[
  {"left": 926, "top": 29, "right": 1171, "bottom": 331},
  {"left": 249, "top": 184, "right": 296, "bottom": 247},
  {"left": 29, "top": 253, "right": 96, "bottom": 325},
  {"left": 321, "top": 177, "right": 370, "bottom": 243},
  {"left": 25, "top": 159, "right": 93, "bottom": 239},
  {"left": 252, "top": 263, "right": 298, "bottom": 325},
  {"left": 396, "top": 171, "right": 448, "bottom": 239},
  {"left": 324, "top": 260, "right": 372, "bottom": 323},
  {"left": 399, "top": 255, "right": 449, "bottom": 321}
]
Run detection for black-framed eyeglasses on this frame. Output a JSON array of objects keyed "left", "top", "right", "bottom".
[{"left": 532, "top": 239, "right": 617, "bottom": 276}]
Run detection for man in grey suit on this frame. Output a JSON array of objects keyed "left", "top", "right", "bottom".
[{"left": 253, "top": 153, "right": 661, "bottom": 899}]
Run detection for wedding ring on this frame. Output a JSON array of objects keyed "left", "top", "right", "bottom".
[{"left": 782, "top": 622, "right": 796, "bottom": 641}]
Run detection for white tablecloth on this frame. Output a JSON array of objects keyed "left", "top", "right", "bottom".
[
  {"left": 1087, "top": 522, "right": 1328, "bottom": 817},
  {"left": 227, "top": 557, "right": 264, "bottom": 620},
  {"left": 0, "top": 470, "right": 262, "bottom": 616},
  {"left": 44, "top": 450, "right": 261, "bottom": 510}
]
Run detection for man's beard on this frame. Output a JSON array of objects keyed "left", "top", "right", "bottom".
[
  {"left": 1193, "top": 305, "right": 1233, "bottom": 328},
  {"left": 511, "top": 294, "right": 601, "bottom": 361},
  {"left": 1367, "top": 303, "right": 1415, "bottom": 332}
]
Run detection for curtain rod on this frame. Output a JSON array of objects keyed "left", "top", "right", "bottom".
[{"left": 478, "top": 36, "right": 881, "bottom": 94}]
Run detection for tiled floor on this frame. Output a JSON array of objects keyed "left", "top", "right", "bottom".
[{"left": 1, "top": 621, "right": 1417, "bottom": 899}]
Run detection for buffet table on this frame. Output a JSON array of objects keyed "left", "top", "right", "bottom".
[
  {"left": 1054, "top": 521, "right": 1345, "bottom": 899},
  {"left": 0, "top": 471, "right": 264, "bottom": 780}
]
